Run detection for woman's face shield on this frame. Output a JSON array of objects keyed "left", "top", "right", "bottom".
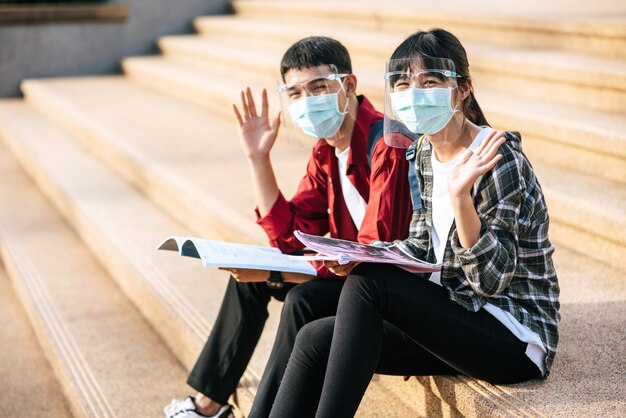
[
  {"left": 383, "top": 57, "right": 459, "bottom": 148},
  {"left": 277, "top": 64, "right": 354, "bottom": 146}
]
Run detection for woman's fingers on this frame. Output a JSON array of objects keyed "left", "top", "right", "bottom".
[
  {"left": 484, "top": 131, "right": 506, "bottom": 155},
  {"left": 479, "top": 153, "right": 503, "bottom": 174},
  {"left": 474, "top": 129, "right": 498, "bottom": 155},
  {"left": 458, "top": 149, "right": 473, "bottom": 166}
]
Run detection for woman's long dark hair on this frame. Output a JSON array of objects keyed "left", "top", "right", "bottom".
[{"left": 391, "top": 29, "right": 490, "bottom": 127}]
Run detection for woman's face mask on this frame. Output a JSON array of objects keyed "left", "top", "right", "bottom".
[
  {"left": 390, "top": 87, "right": 457, "bottom": 135},
  {"left": 287, "top": 92, "right": 349, "bottom": 139}
]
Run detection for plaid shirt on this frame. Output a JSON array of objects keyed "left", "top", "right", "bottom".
[{"left": 397, "top": 131, "right": 560, "bottom": 375}]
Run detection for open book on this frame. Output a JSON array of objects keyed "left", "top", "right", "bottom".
[
  {"left": 157, "top": 236, "right": 318, "bottom": 276},
  {"left": 291, "top": 230, "right": 441, "bottom": 274}
]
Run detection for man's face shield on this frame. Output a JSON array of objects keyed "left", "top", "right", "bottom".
[
  {"left": 383, "top": 57, "right": 460, "bottom": 148},
  {"left": 278, "top": 64, "right": 354, "bottom": 146}
]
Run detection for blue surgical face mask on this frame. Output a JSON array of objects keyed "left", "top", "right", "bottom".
[
  {"left": 287, "top": 93, "right": 348, "bottom": 139},
  {"left": 390, "top": 87, "right": 457, "bottom": 134}
]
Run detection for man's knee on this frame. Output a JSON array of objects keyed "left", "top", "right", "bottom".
[
  {"left": 291, "top": 317, "right": 334, "bottom": 370},
  {"left": 282, "top": 280, "right": 318, "bottom": 315}
]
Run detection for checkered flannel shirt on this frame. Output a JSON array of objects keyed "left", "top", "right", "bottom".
[{"left": 397, "top": 131, "right": 560, "bottom": 375}]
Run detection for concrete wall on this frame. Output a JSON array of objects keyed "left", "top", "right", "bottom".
[{"left": 0, "top": 0, "right": 232, "bottom": 97}]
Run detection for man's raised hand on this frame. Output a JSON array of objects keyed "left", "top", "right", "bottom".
[{"left": 233, "top": 87, "right": 281, "bottom": 161}]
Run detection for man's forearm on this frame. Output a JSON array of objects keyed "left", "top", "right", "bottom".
[
  {"left": 248, "top": 155, "right": 280, "bottom": 217},
  {"left": 282, "top": 272, "right": 314, "bottom": 284}
]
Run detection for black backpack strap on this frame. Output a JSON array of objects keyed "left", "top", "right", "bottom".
[
  {"left": 367, "top": 119, "right": 424, "bottom": 211},
  {"left": 367, "top": 119, "right": 385, "bottom": 166}
]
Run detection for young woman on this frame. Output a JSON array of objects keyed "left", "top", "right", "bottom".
[{"left": 267, "top": 29, "right": 560, "bottom": 418}]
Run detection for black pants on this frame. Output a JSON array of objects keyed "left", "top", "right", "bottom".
[
  {"left": 270, "top": 264, "right": 542, "bottom": 418},
  {"left": 186, "top": 275, "right": 344, "bottom": 417}
]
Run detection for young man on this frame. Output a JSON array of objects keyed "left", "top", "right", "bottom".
[{"left": 164, "top": 36, "right": 413, "bottom": 418}]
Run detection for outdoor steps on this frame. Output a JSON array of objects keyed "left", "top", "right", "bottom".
[
  {"left": 0, "top": 100, "right": 276, "bottom": 415},
  {"left": 111, "top": 62, "right": 626, "bottom": 269},
  {"left": 146, "top": 34, "right": 626, "bottom": 183},
  {"left": 0, "top": 100, "right": 424, "bottom": 417},
  {"left": 2, "top": 88, "right": 624, "bottom": 418},
  {"left": 0, "top": 141, "right": 192, "bottom": 417},
  {"left": 0, "top": 267, "right": 73, "bottom": 418},
  {"left": 8, "top": 76, "right": 626, "bottom": 416},
  {"left": 0, "top": 1, "right": 623, "bottom": 416},
  {"left": 192, "top": 16, "right": 626, "bottom": 115},
  {"left": 231, "top": 0, "right": 626, "bottom": 60}
]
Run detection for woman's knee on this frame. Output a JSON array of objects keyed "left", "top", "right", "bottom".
[
  {"left": 291, "top": 317, "right": 335, "bottom": 370},
  {"left": 343, "top": 264, "right": 387, "bottom": 302}
]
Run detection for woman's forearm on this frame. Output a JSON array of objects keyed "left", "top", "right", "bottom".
[{"left": 452, "top": 195, "right": 482, "bottom": 249}]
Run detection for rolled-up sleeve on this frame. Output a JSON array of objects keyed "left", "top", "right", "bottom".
[
  {"left": 450, "top": 155, "right": 523, "bottom": 296},
  {"left": 255, "top": 150, "right": 330, "bottom": 254}
]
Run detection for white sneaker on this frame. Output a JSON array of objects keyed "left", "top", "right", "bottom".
[{"left": 164, "top": 396, "right": 233, "bottom": 418}]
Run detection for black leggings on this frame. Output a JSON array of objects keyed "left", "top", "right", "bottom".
[{"left": 270, "top": 264, "right": 541, "bottom": 418}]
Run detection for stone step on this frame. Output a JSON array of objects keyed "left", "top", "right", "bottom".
[
  {"left": 123, "top": 50, "right": 626, "bottom": 186},
  {"left": 0, "top": 139, "right": 191, "bottom": 417},
  {"left": 0, "top": 100, "right": 259, "bottom": 416},
  {"left": 0, "top": 267, "right": 73, "bottom": 418},
  {"left": 0, "top": 95, "right": 437, "bottom": 417},
  {"left": 19, "top": 76, "right": 626, "bottom": 274},
  {"left": 192, "top": 17, "right": 626, "bottom": 115},
  {"left": 229, "top": 0, "right": 626, "bottom": 60}
]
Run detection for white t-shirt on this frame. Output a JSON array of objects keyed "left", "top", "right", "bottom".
[
  {"left": 429, "top": 128, "right": 490, "bottom": 285},
  {"left": 429, "top": 127, "right": 547, "bottom": 376},
  {"left": 336, "top": 146, "right": 367, "bottom": 230}
]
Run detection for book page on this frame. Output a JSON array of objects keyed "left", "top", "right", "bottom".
[
  {"left": 158, "top": 236, "right": 317, "bottom": 276},
  {"left": 293, "top": 231, "right": 441, "bottom": 273}
]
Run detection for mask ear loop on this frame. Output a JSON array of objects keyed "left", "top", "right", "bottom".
[
  {"left": 449, "top": 72, "right": 466, "bottom": 114},
  {"left": 334, "top": 74, "right": 350, "bottom": 116}
]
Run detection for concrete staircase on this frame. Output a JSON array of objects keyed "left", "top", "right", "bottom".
[{"left": 0, "top": 1, "right": 624, "bottom": 417}]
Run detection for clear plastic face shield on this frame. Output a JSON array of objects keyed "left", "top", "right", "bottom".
[
  {"left": 277, "top": 64, "right": 354, "bottom": 147},
  {"left": 383, "top": 56, "right": 460, "bottom": 148}
]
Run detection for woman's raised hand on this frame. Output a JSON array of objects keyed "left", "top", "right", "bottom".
[
  {"left": 233, "top": 87, "right": 281, "bottom": 161},
  {"left": 448, "top": 130, "right": 506, "bottom": 200}
]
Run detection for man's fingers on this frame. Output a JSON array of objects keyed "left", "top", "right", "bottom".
[
  {"left": 241, "top": 90, "right": 251, "bottom": 119},
  {"left": 246, "top": 87, "right": 257, "bottom": 118},
  {"left": 233, "top": 104, "right": 244, "bottom": 127},
  {"left": 272, "top": 112, "right": 282, "bottom": 132},
  {"left": 261, "top": 88, "right": 269, "bottom": 117}
]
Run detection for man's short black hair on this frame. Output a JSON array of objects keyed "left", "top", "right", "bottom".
[{"left": 280, "top": 36, "right": 352, "bottom": 81}]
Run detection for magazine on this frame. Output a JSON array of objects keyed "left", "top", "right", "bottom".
[
  {"left": 291, "top": 230, "right": 441, "bottom": 274},
  {"left": 157, "top": 236, "right": 318, "bottom": 276}
]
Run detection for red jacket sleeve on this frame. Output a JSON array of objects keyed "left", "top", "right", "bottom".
[
  {"left": 256, "top": 149, "right": 331, "bottom": 254},
  {"left": 357, "top": 139, "right": 412, "bottom": 244}
]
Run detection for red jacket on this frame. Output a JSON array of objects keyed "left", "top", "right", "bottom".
[{"left": 256, "top": 96, "right": 412, "bottom": 276}]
